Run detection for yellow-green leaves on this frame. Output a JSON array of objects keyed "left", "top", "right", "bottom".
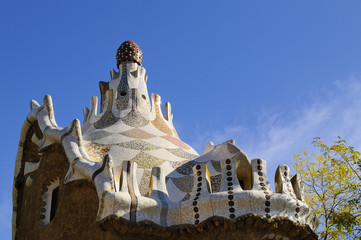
[{"left": 293, "top": 137, "right": 361, "bottom": 240}]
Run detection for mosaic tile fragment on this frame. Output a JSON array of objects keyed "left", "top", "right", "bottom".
[
  {"left": 82, "top": 130, "right": 113, "bottom": 141},
  {"left": 161, "top": 135, "right": 190, "bottom": 150},
  {"left": 83, "top": 143, "right": 111, "bottom": 162},
  {"left": 210, "top": 160, "right": 222, "bottom": 173},
  {"left": 138, "top": 169, "right": 151, "bottom": 196},
  {"left": 94, "top": 111, "right": 120, "bottom": 129},
  {"left": 151, "top": 104, "right": 173, "bottom": 135},
  {"left": 118, "top": 128, "right": 156, "bottom": 139},
  {"left": 210, "top": 174, "right": 222, "bottom": 192},
  {"left": 118, "top": 140, "right": 161, "bottom": 151},
  {"left": 121, "top": 109, "right": 149, "bottom": 127},
  {"left": 170, "top": 175, "right": 194, "bottom": 193},
  {"left": 176, "top": 160, "right": 196, "bottom": 175},
  {"left": 166, "top": 148, "right": 197, "bottom": 160},
  {"left": 116, "top": 65, "right": 130, "bottom": 110},
  {"left": 131, "top": 152, "right": 165, "bottom": 169}
]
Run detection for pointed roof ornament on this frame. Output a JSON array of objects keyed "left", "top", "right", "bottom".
[{"left": 116, "top": 40, "right": 142, "bottom": 68}]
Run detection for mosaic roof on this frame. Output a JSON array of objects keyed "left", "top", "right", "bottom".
[{"left": 13, "top": 41, "right": 319, "bottom": 238}]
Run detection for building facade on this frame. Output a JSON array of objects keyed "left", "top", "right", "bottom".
[{"left": 13, "top": 41, "right": 319, "bottom": 240}]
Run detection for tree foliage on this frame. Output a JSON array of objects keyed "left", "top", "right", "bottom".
[{"left": 293, "top": 137, "right": 361, "bottom": 239}]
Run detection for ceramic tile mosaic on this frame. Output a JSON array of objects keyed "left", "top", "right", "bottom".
[
  {"left": 291, "top": 173, "right": 305, "bottom": 201},
  {"left": 118, "top": 140, "right": 161, "bottom": 151},
  {"left": 91, "top": 133, "right": 133, "bottom": 145},
  {"left": 160, "top": 135, "right": 191, "bottom": 150},
  {"left": 166, "top": 148, "right": 197, "bottom": 159},
  {"left": 13, "top": 41, "right": 319, "bottom": 238},
  {"left": 121, "top": 109, "right": 149, "bottom": 128},
  {"left": 138, "top": 121, "right": 172, "bottom": 138},
  {"left": 151, "top": 104, "right": 173, "bottom": 135},
  {"left": 141, "top": 136, "right": 182, "bottom": 149},
  {"left": 170, "top": 175, "right": 193, "bottom": 193},
  {"left": 96, "top": 119, "right": 134, "bottom": 133},
  {"left": 94, "top": 110, "right": 120, "bottom": 130},
  {"left": 82, "top": 130, "right": 113, "bottom": 141},
  {"left": 116, "top": 40, "right": 142, "bottom": 67},
  {"left": 276, "top": 164, "right": 297, "bottom": 199},
  {"left": 210, "top": 174, "right": 222, "bottom": 193},
  {"left": 210, "top": 160, "right": 222, "bottom": 173},
  {"left": 107, "top": 145, "right": 140, "bottom": 164},
  {"left": 112, "top": 165, "right": 122, "bottom": 191},
  {"left": 147, "top": 148, "right": 187, "bottom": 162},
  {"left": 131, "top": 152, "right": 165, "bottom": 169},
  {"left": 226, "top": 141, "right": 240, "bottom": 154},
  {"left": 116, "top": 64, "right": 130, "bottom": 110},
  {"left": 83, "top": 143, "right": 111, "bottom": 162},
  {"left": 118, "top": 128, "right": 156, "bottom": 139},
  {"left": 176, "top": 160, "right": 196, "bottom": 175},
  {"left": 169, "top": 160, "right": 186, "bottom": 169},
  {"left": 138, "top": 169, "right": 151, "bottom": 196}
]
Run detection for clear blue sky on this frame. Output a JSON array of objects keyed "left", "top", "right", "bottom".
[{"left": 2, "top": 1, "right": 361, "bottom": 237}]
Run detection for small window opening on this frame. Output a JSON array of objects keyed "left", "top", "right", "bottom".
[
  {"left": 120, "top": 91, "right": 127, "bottom": 96},
  {"left": 50, "top": 186, "right": 59, "bottom": 221},
  {"left": 238, "top": 180, "right": 244, "bottom": 190}
]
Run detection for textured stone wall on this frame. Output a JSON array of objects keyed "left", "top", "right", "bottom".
[
  {"left": 101, "top": 215, "right": 317, "bottom": 240},
  {"left": 15, "top": 145, "right": 110, "bottom": 240}
]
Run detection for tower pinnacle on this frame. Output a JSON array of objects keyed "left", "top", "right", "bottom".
[{"left": 116, "top": 40, "right": 142, "bottom": 68}]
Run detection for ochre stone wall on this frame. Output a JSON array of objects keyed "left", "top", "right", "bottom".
[
  {"left": 101, "top": 215, "right": 317, "bottom": 240},
  {"left": 15, "top": 145, "right": 110, "bottom": 240}
]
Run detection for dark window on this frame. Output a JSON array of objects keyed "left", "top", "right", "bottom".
[
  {"left": 238, "top": 180, "right": 244, "bottom": 190},
  {"left": 50, "top": 186, "right": 59, "bottom": 221}
]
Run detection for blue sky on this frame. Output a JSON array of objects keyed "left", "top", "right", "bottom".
[{"left": 2, "top": 0, "right": 361, "bottom": 237}]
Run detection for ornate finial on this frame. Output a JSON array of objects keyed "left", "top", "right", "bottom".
[{"left": 116, "top": 40, "right": 142, "bottom": 68}]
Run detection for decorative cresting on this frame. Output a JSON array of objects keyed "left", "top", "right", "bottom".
[{"left": 13, "top": 40, "right": 319, "bottom": 239}]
